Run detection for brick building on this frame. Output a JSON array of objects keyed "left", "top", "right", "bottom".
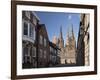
[
  {"left": 22, "top": 11, "right": 39, "bottom": 68},
  {"left": 37, "top": 24, "right": 50, "bottom": 68}
]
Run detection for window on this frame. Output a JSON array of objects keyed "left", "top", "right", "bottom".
[
  {"left": 50, "top": 47, "right": 52, "bottom": 52},
  {"left": 23, "top": 46, "right": 31, "bottom": 63},
  {"left": 29, "top": 23, "right": 36, "bottom": 40},
  {"left": 44, "top": 38, "right": 47, "bottom": 47},
  {"left": 32, "top": 58, "right": 37, "bottom": 67},
  {"left": 55, "top": 50, "right": 57, "bottom": 54},
  {"left": 34, "top": 27, "right": 36, "bottom": 40},
  {"left": 32, "top": 47, "right": 36, "bottom": 57},
  {"left": 26, "top": 56, "right": 30, "bottom": 63},
  {"left": 39, "top": 35, "right": 43, "bottom": 44},
  {"left": 39, "top": 49, "right": 42, "bottom": 58},
  {"left": 23, "top": 21, "right": 36, "bottom": 41},
  {"left": 52, "top": 49, "right": 54, "bottom": 53},
  {"left": 29, "top": 24, "right": 34, "bottom": 38},
  {"left": 50, "top": 47, "right": 54, "bottom": 53},
  {"left": 49, "top": 54, "right": 52, "bottom": 60},
  {"left": 44, "top": 51, "right": 46, "bottom": 58},
  {"left": 23, "top": 47, "right": 28, "bottom": 56},
  {"left": 53, "top": 56, "right": 56, "bottom": 62},
  {"left": 23, "top": 22, "right": 28, "bottom": 36}
]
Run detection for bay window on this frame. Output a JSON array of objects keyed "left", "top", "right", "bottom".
[{"left": 23, "top": 21, "right": 36, "bottom": 42}]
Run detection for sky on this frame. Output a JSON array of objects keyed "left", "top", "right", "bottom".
[{"left": 35, "top": 11, "right": 80, "bottom": 46}]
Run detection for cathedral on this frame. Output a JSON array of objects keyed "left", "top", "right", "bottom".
[{"left": 52, "top": 25, "right": 76, "bottom": 64}]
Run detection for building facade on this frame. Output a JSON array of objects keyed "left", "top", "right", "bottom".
[
  {"left": 37, "top": 24, "right": 50, "bottom": 68},
  {"left": 76, "top": 14, "right": 90, "bottom": 66},
  {"left": 49, "top": 42, "right": 60, "bottom": 66},
  {"left": 22, "top": 11, "right": 39, "bottom": 68}
]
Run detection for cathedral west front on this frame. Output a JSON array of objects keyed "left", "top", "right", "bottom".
[{"left": 52, "top": 24, "right": 77, "bottom": 65}]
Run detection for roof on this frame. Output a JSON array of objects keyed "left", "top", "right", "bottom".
[
  {"left": 32, "top": 12, "right": 40, "bottom": 21},
  {"left": 49, "top": 41, "right": 60, "bottom": 50},
  {"left": 38, "top": 24, "right": 50, "bottom": 41}
]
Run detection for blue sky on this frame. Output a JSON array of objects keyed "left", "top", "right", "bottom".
[{"left": 35, "top": 11, "right": 80, "bottom": 46}]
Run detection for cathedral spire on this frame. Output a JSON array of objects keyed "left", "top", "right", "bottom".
[
  {"left": 66, "top": 28, "right": 69, "bottom": 46},
  {"left": 70, "top": 24, "right": 76, "bottom": 48},
  {"left": 60, "top": 26, "right": 63, "bottom": 39},
  {"left": 58, "top": 26, "right": 64, "bottom": 48},
  {"left": 71, "top": 24, "right": 75, "bottom": 40},
  {"left": 66, "top": 23, "right": 76, "bottom": 46}
]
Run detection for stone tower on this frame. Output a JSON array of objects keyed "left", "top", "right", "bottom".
[
  {"left": 54, "top": 25, "right": 76, "bottom": 64},
  {"left": 58, "top": 26, "right": 66, "bottom": 64},
  {"left": 58, "top": 26, "right": 64, "bottom": 49},
  {"left": 65, "top": 24, "right": 76, "bottom": 64}
]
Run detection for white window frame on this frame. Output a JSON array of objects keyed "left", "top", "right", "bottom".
[
  {"left": 29, "top": 23, "right": 34, "bottom": 39},
  {"left": 29, "top": 23, "right": 36, "bottom": 41}
]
